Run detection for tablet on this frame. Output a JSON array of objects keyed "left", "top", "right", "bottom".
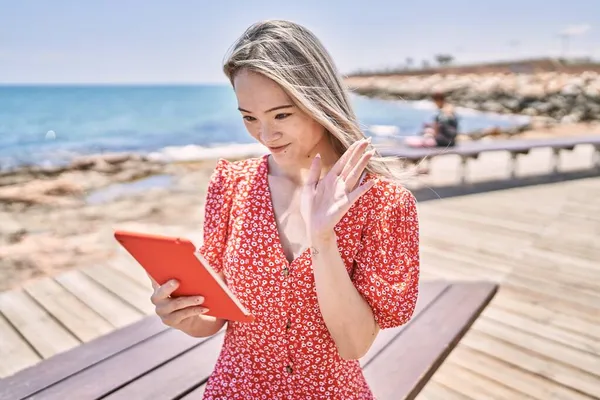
[{"left": 114, "top": 230, "right": 254, "bottom": 323}]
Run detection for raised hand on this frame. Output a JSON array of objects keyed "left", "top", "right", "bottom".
[{"left": 300, "top": 137, "right": 376, "bottom": 242}]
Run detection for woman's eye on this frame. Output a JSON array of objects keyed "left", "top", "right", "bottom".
[
  {"left": 243, "top": 116, "right": 256, "bottom": 122},
  {"left": 275, "top": 113, "right": 291, "bottom": 120}
]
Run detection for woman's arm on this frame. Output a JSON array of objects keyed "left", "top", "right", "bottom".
[
  {"left": 183, "top": 314, "right": 227, "bottom": 337},
  {"left": 311, "top": 234, "right": 379, "bottom": 360}
]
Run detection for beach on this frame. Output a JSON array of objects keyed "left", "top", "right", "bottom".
[
  {"left": 2, "top": 71, "right": 600, "bottom": 291},
  {"left": 1, "top": 120, "right": 599, "bottom": 292}
]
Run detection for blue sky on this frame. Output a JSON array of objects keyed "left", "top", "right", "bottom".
[{"left": 1, "top": 0, "right": 598, "bottom": 84}]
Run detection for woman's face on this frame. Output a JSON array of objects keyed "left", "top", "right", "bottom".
[{"left": 233, "top": 69, "right": 328, "bottom": 166}]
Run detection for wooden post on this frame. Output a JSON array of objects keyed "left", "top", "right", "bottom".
[
  {"left": 509, "top": 152, "right": 518, "bottom": 179},
  {"left": 551, "top": 148, "right": 561, "bottom": 174},
  {"left": 459, "top": 156, "right": 468, "bottom": 184}
]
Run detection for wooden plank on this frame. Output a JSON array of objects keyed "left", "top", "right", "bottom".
[
  {"left": 25, "top": 327, "right": 204, "bottom": 399},
  {"left": 23, "top": 278, "right": 114, "bottom": 342},
  {"left": 432, "top": 360, "right": 535, "bottom": 400},
  {"left": 463, "top": 330, "right": 600, "bottom": 399},
  {"left": 500, "top": 285, "right": 600, "bottom": 324},
  {"left": 0, "top": 316, "right": 167, "bottom": 400},
  {"left": 492, "top": 293, "right": 600, "bottom": 339},
  {"left": 179, "top": 382, "right": 207, "bottom": 400},
  {"left": 449, "top": 345, "right": 593, "bottom": 400},
  {"left": 482, "top": 307, "right": 600, "bottom": 355},
  {"left": 523, "top": 247, "right": 600, "bottom": 278},
  {"left": 473, "top": 317, "right": 600, "bottom": 378},
  {"left": 55, "top": 270, "right": 143, "bottom": 329},
  {"left": 82, "top": 264, "right": 154, "bottom": 314},
  {"left": 0, "top": 312, "right": 41, "bottom": 379},
  {"left": 106, "top": 257, "right": 153, "bottom": 290},
  {"left": 360, "top": 281, "right": 449, "bottom": 367},
  {"left": 362, "top": 282, "right": 498, "bottom": 400},
  {"left": 0, "top": 290, "right": 79, "bottom": 359},
  {"left": 104, "top": 333, "right": 224, "bottom": 400},
  {"left": 416, "top": 380, "right": 471, "bottom": 400}
]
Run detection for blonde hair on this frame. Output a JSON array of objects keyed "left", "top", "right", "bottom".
[{"left": 223, "top": 19, "right": 407, "bottom": 184}]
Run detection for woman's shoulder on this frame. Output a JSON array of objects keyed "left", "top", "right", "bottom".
[
  {"left": 211, "top": 155, "right": 265, "bottom": 183},
  {"left": 363, "top": 174, "right": 417, "bottom": 215}
]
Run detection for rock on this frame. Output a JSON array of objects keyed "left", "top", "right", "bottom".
[
  {"left": 522, "top": 107, "right": 539, "bottom": 116},
  {"left": 561, "top": 113, "right": 584, "bottom": 124},
  {"left": 347, "top": 70, "right": 600, "bottom": 123},
  {"left": 481, "top": 101, "right": 506, "bottom": 113},
  {"left": 0, "top": 213, "right": 27, "bottom": 244},
  {"left": 531, "top": 101, "right": 554, "bottom": 115}
]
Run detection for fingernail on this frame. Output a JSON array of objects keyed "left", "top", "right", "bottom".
[
  {"left": 170, "top": 280, "right": 179, "bottom": 286},
  {"left": 197, "top": 296, "right": 205, "bottom": 303},
  {"left": 198, "top": 308, "right": 208, "bottom": 315},
  {"left": 315, "top": 153, "right": 321, "bottom": 159},
  {"left": 366, "top": 137, "right": 372, "bottom": 142}
]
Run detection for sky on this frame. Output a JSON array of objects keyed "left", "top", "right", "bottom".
[{"left": 1, "top": 0, "right": 599, "bottom": 84}]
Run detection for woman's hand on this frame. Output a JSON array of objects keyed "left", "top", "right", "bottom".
[
  {"left": 300, "top": 137, "right": 376, "bottom": 242},
  {"left": 149, "top": 277, "right": 209, "bottom": 332}
]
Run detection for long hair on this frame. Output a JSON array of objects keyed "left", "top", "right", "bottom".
[{"left": 222, "top": 19, "right": 407, "bottom": 183}]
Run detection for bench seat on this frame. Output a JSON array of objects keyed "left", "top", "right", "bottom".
[{"left": 0, "top": 281, "right": 498, "bottom": 400}]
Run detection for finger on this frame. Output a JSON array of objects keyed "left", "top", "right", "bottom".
[
  {"left": 344, "top": 150, "right": 375, "bottom": 191},
  {"left": 306, "top": 153, "right": 322, "bottom": 187},
  {"left": 163, "top": 306, "right": 209, "bottom": 326},
  {"left": 345, "top": 180, "right": 376, "bottom": 211},
  {"left": 330, "top": 138, "right": 368, "bottom": 176},
  {"left": 150, "top": 279, "right": 179, "bottom": 304},
  {"left": 147, "top": 273, "right": 159, "bottom": 290},
  {"left": 341, "top": 140, "right": 371, "bottom": 182},
  {"left": 159, "top": 295, "right": 205, "bottom": 316}
]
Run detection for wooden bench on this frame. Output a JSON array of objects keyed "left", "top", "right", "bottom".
[
  {"left": 379, "top": 135, "right": 600, "bottom": 184},
  {"left": 0, "top": 281, "right": 497, "bottom": 400}
]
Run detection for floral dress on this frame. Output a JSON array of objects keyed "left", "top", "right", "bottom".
[{"left": 198, "top": 155, "right": 420, "bottom": 399}]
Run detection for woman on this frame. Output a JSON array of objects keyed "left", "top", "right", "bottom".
[
  {"left": 149, "top": 20, "right": 419, "bottom": 399},
  {"left": 405, "top": 91, "right": 459, "bottom": 148}
]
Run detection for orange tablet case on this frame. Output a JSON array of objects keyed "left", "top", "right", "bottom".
[{"left": 114, "top": 230, "right": 254, "bottom": 323}]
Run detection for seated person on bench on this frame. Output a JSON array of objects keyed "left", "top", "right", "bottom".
[{"left": 405, "top": 91, "right": 459, "bottom": 148}]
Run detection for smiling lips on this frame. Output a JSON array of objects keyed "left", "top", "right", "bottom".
[{"left": 268, "top": 144, "right": 290, "bottom": 153}]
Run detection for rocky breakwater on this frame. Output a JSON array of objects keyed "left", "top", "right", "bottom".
[{"left": 346, "top": 71, "right": 600, "bottom": 125}]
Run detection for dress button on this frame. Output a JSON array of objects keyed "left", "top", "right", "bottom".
[
  {"left": 286, "top": 365, "right": 293, "bottom": 374},
  {"left": 283, "top": 267, "right": 289, "bottom": 276}
]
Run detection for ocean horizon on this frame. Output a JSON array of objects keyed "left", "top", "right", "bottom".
[{"left": 0, "top": 84, "right": 528, "bottom": 170}]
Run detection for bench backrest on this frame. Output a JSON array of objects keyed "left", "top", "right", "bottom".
[{"left": 379, "top": 135, "right": 600, "bottom": 160}]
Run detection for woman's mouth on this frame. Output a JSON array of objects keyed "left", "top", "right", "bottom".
[{"left": 268, "top": 144, "right": 290, "bottom": 153}]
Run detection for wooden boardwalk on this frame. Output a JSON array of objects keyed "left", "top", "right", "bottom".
[{"left": 1, "top": 146, "right": 599, "bottom": 399}]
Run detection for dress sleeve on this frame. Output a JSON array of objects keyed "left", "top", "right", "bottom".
[
  {"left": 352, "top": 186, "right": 420, "bottom": 329},
  {"left": 197, "top": 159, "right": 234, "bottom": 274}
]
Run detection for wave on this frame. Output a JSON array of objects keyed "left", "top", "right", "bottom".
[{"left": 146, "top": 142, "right": 269, "bottom": 163}]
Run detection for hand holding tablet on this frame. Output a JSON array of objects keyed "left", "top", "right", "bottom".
[{"left": 114, "top": 230, "right": 255, "bottom": 324}]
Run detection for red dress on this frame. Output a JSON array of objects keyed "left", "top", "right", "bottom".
[{"left": 199, "top": 155, "right": 420, "bottom": 399}]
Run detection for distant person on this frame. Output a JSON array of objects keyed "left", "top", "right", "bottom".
[
  {"left": 148, "top": 20, "right": 419, "bottom": 399},
  {"left": 405, "top": 91, "right": 459, "bottom": 148}
]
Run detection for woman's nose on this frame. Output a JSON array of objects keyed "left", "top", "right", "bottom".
[{"left": 259, "top": 124, "right": 281, "bottom": 143}]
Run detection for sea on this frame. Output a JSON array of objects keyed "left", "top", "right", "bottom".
[{"left": 0, "top": 85, "right": 529, "bottom": 171}]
